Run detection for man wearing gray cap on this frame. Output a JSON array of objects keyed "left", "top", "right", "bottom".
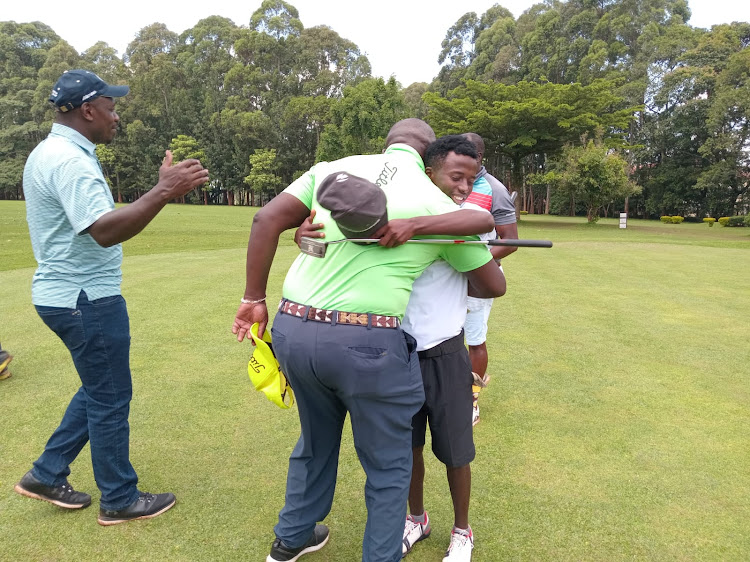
[
  {"left": 232, "top": 118, "right": 505, "bottom": 562},
  {"left": 16, "top": 69, "right": 209, "bottom": 525}
]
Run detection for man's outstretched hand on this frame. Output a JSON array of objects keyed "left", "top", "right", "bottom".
[{"left": 157, "top": 150, "right": 210, "bottom": 200}]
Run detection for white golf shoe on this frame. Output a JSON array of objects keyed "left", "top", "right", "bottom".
[
  {"left": 402, "top": 511, "right": 431, "bottom": 556},
  {"left": 442, "top": 526, "right": 474, "bottom": 561}
]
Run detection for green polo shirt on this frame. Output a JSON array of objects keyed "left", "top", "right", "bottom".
[{"left": 280, "top": 144, "right": 492, "bottom": 318}]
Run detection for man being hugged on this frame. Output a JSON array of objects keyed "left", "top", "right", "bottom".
[{"left": 401, "top": 135, "right": 505, "bottom": 561}]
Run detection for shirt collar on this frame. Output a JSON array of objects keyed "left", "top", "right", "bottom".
[
  {"left": 384, "top": 143, "right": 425, "bottom": 172},
  {"left": 475, "top": 165, "right": 487, "bottom": 181},
  {"left": 50, "top": 123, "right": 97, "bottom": 156}
]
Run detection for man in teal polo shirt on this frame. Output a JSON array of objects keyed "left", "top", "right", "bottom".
[
  {"left": 232, "top": 118, "right": 505, "bottom": 562},
  {"left": 17, "top": 69, "right": 209, "bottom": 525}
]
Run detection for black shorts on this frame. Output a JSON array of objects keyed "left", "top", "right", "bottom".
[{"left": 411, "top": 331, "right": 475, "bottom": 467}]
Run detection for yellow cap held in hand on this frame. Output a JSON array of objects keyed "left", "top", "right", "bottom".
[{"left": 248, "top": 323, "right": 294, "bottom": 409}]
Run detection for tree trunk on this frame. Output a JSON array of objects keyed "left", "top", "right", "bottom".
[
  {"left": 511, "top": 155, "right": 523, "bottom": 194},
  {"left": 529, "top": 185, "right": 535, "bottom": 214}
]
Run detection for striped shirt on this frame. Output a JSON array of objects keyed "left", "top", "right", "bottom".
[
  {"left": 466, "top": 166, "right": 517, "bottom": 227},
  {"left": 466, "top": 176, "right": 493, "bottom": 211},
  {"left": 24, "top": 123, "right": 122, "bottom": 308}
]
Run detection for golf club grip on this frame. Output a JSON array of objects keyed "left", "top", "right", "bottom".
[{"left": 487, "top": 239, "right": 553, "bottom": 248}]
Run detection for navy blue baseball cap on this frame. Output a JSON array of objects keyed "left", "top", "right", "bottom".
[{"left": 49, "top": 69, "right": 129, "bottom": 112}]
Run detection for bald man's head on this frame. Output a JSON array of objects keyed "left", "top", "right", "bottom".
[
  {"left": 462, "top": 132, "right": 485, "bottom": 161},
  {"left": 385, "top": 118, "right": 436, "bottom": 159}
]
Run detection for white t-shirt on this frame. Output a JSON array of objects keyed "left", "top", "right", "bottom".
[{"left": 402, "top": 202, "right": 494, "bottom": 351}]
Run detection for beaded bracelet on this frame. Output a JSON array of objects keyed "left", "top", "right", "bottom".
[{"left": 241, "top": 297, "right": 267, "bottom": 305}]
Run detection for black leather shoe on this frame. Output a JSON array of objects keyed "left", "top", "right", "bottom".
[
  {"left": 97, "top": 492, "right": 176, "bottom": 526},
  {"left": 14, "top": 470, "right": 91, "bottom": 509},
  {"left": 267, "top": 524, "right": 330, "bottom": 562}
]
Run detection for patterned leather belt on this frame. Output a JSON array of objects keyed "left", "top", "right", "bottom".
[{"left": 278, "top": 299, "right": 400, "bottom": 329}]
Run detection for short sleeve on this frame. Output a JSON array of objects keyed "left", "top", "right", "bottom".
[
  {"left": 490, "top": 183, "right": 517, "bottom": 226},
  {"left": 282, "top": 167, "right": 316, "bottom": 209},
  {"left": 439, "top": 243, "right": 492, "bottom": 273},
  {"left": 55, "top": 156, "right": 114, "bottom": 234}
]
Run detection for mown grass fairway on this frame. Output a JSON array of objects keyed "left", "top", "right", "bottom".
[{"left": 1, "top": 201, "right": 748, "bottom": 561}]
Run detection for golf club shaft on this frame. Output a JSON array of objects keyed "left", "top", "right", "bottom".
[{"left": 325, "top": 238, "right": 553, "bottom": 248}]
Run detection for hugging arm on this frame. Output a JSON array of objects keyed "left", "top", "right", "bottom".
[
  {"left": 294, "top": 209, "right": 325, "bottom": 246},
  {"left": 465, "top": 261, "right": 506, "bottom": 298},
  {"left": 374, "top": 209, "right": 494, "bottom": 247},
  {"left": 490, "top": 222, "right": 519, "bottom": 260}
]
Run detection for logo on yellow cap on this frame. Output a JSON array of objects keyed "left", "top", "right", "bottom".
[{"left": 247, "top": 323, "right": 294, "bottom": 409}]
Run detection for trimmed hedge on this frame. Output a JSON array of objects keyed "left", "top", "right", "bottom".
[
  {"left": 719, "top": 216, "right": 746, "bottom": 227},
  {"left": 660, "top": 216, "right": 684, "bottom": 224},
  {"left": 703, "top": 218, "right": 716, "bottom": 227}
]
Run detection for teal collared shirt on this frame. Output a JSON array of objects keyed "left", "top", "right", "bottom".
[{"left": 24, "top": 123, "right": 122, "bottom": 308}]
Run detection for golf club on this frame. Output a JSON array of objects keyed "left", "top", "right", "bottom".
[{"left": 299, "top": 236, "right": 553, "bottom": 258}]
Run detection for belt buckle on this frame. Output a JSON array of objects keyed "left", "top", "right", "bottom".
[{"left": 338, "top": 311, "right": 369, "bottom": 326}]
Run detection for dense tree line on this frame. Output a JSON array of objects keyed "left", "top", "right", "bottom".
[{"left": 1, "top": 0, "right": 748, "bottom": 219}]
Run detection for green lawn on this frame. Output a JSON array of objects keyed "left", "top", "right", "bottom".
[{"left": 1, "top": 201, "right": 749, "bottom": 561}]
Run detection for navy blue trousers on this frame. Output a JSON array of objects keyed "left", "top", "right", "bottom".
[
  {"left": 271, "top": 311, "right": 424, "bottom": 562},
  {"left": 33, "top": 291, "right": 140, "bottom": 510}
]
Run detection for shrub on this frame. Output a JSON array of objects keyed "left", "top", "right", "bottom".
[
  {"left": 661, "top": 216, "right": 684, "bottom": 224},
  {"left": 745, "top": 215, "right": 750, "bottom": 227},
  {"left": 703, "top": 218, "right": 716, "bottom": 227},
  {"left": 519, "top": 210, "right": 529, "bottom": 215},
  {"left": 718, "top": 216, "right": 746, "bottom": 227}
]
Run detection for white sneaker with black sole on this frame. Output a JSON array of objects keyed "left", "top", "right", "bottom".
[{"left": 402, "top": 511, "right": 431, "bottom": 556}]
